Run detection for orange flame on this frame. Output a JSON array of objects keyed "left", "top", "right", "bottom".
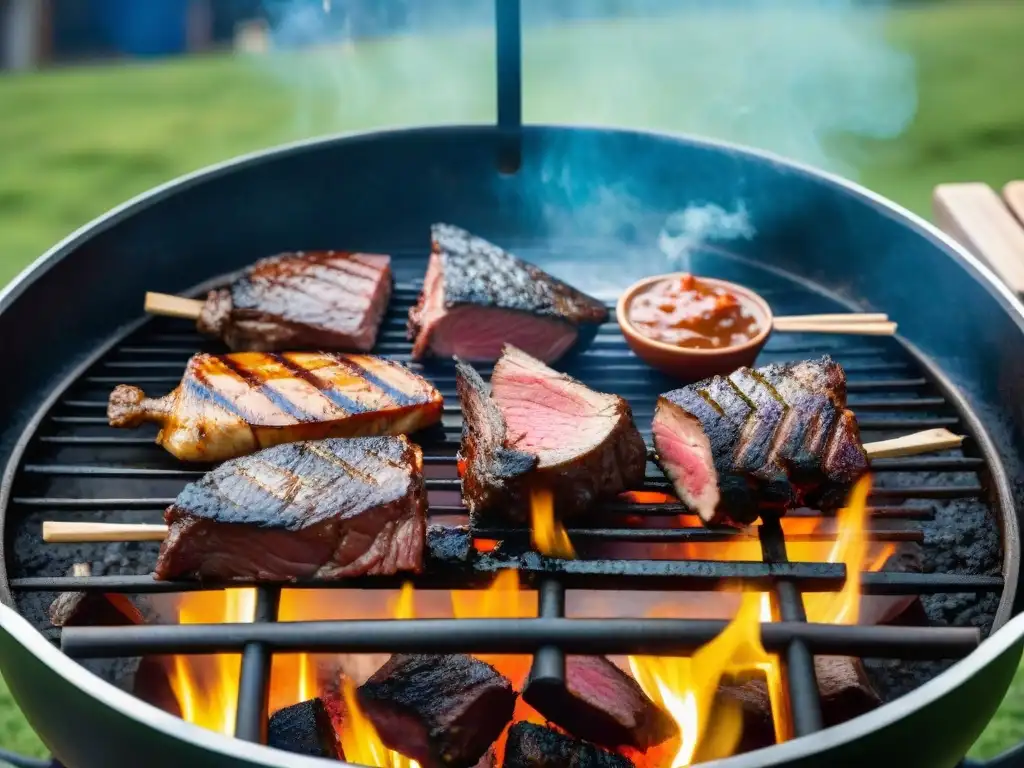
[
  {"left": 340, "top": 679, "right": 421, "bottom": 768},
  {"left": 629, "top": 592, "right": 774, "bottom": 765},
  {"left": 168, "top": 588, "right": 256, "bottom": 736},
  {"left": 530, "top": 486, "right": 576, "bottom": 558}
]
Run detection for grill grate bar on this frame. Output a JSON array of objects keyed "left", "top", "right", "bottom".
[
  {"left": 234, "top": 588, "right": 280, "bottom": 743},
  {"left": 526, "top": 579, "right": 567, "bottom": 694},
  {"left": 11, "top": 571, "right": 1003, "bottom": 596},
  {"left": 759, "top": 516, "right": 824, "bottom": 736},
  {"left": 18, "top": 452, "right": 983, "bottom": 478},
  {"left": 473, "top": 527, "right": 925, "bottom": 544},
  {"left": 58, "top": 618, "right": 981, "bottom": 660},
  {"left": 13, "top": 484, "right": 980, "bottom": 508}
]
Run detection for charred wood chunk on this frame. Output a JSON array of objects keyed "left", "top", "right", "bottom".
[
  {"left": 358, "top": 653, "right": 517, "bottom": 768},
  {"left": 718, "top": 656, "right": 881, "bottom": 753},
  {"left": 523, "top": 656, "right": 676, "bottom": 750},
  {"left": 268, "top": 698, "right": 342, "bottom": 760},
  {"left": 49, "top": 591, "right": 145, "bottom": 628},
  {"left": 502, "top": 722, "right": 634, "bottom": 768}
]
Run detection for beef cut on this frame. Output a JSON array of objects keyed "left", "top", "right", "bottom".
[
  {"left": 108, "top": 351, "right": 443, "bottom": 462},
  {"left": 652, "top": 356, "right": 869, "bottom": 527},
  {"left": 408, "top": 224, "right": 608, "bottom": 362},
  {"left": 502, "top": 722, "right": 634, "bottom": 768},
  {"left": 197, "top": 250, "right": 392, "bottom": 352},
  {"left": 523, "top": 656, "right": 676, "bottom": 751},
  {"left": 457, "top": 345, "right": 647, "bottom": 522},
  {"left": 154, "top": 436, "right": 427, "bottom": 581},
  {"left": 268, "top": 698, "right": 343, "bottom": 759},
  {"left": 357, "top": 653, "right": 516, "bottom": 768}
]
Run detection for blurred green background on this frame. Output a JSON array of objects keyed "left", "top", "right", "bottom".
[{"left": 1, "top": 0, "right": 1024, "bottom": 761}]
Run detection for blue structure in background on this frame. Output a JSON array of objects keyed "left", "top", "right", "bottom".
[{"left": 99, "top": 0, "right": 188, "bottom": 57}]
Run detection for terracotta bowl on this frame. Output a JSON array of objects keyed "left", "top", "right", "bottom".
[{"left": 616, "top": 274, "right": 774, "bottom": 382}]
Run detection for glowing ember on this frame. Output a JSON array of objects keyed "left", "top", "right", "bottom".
[
  {"left": 340, "top": 679, "right": 421, "bottom": 768},
  {"left": 530, "top": 487, "right": 576, "bottom": 558},
  {"left": 168, "top": 588, "right": 256, "bottom": 736}
]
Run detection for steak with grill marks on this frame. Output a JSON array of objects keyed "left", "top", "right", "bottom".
[
  {"left": 502, "top": 723, "right": 634, "bottom": 768},
  {"left": 457, "top": 345, "right": 647, "bottom": 523},
  {"left": 408, "top": 224, "right": 608, "bottom": 363},
  {"left": 107, "top": 351, "right": 443, "bottom": 462},
  {"left": 652, "top": 356, "right": 869, "bottom": 527},
  {"left": 197, "top": 250, "right": 392, "bottom": 352},
  {"left": 357, "top": 653, "right": 516, "bottom": 768},
  {"left": 153, "top": 436, "right": 427, "bottom": 581}
]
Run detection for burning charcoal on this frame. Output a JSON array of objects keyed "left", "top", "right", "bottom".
[
  {"left": 502, "top": 722, "right": 634, "bottom": 768},
  {"left": 523, "top": 656, "right": 676, "bottom": 750},
  {"left": 718, "top": 656, "right": 881, "bottom": 753},
  {"left": 48, "top": 563, "right": 146, "bottom": 628},
  {"left": 358, "top": 653, "right": 516, "bottom": 768},
  {"left": 268, "top": 698, "right": 342, "bottom": 760},
  {"left": 473, "top": 748, "right": 497, "bottom": 768}
]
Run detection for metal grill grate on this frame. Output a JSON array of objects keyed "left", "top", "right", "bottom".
[{"left": 3, "top": 265, "right": 1008, "bottom": 751}]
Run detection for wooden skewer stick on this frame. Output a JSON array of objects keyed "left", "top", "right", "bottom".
[
  {"left": 40, "top": 428, "right": 964, "bottom": 545},
  {"left": 144, "top": 292, "right": 204, "bottom": 320},
  {"left": 771, "top": 320, "right": 897, "bottom": 336},
  {"left": 774, "top": 313, "right": 889, "bottom": 325},
  {"left": 862, "top": 427, "right": 964, "bottom": 459}
]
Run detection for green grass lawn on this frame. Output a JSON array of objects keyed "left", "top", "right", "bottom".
[{"left": 1, "top": 0, "right": 1024, "bottom": 760}]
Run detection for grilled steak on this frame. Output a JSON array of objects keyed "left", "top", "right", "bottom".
[
  {"left": 652, "top": 356, "right": 869, "bottom": 527},
  {"left": 268, "top": 698, "right": 343, "bottom": 759},
  {"left": 457, "top": 345, "right": 647, "bottom": 523},
  {"left": 197, "top": 251, "right": 392, "bottom": 352},
  {"left": 408, "top": 224, "right": 608, "bottom": 362},
  {"left": 502, "top": 722, "right": 634, "bottom": 768},
  {"left": 108, "top": 351, "right": 443, "bottom": 462},
  {"left": 523, "top": 656, "right": 676, "bottom": 751},
  {"left": 154, "top": 436, "right": 427, "bottom": 581},
  {"left": 358, "top": 653, "right": 516, "bottom": 768}
]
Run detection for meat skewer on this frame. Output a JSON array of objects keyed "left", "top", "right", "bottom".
[
  {"left": 107, "top": 351, "right": 443, "bottom": 462},
  {"left": 41, "top": 427, "right": 961, "bottom": 546},
  {"left": 409, "top": 224, "right": 609, "bottom": 363},
  {"left": 54, "top": 437, "right": 429, "bottom": 582},
  {"left": 457, "top": 344, "right": 648, "bottom": 523},
  {"left": 144, "top": 250, "right": 393, "bottom": 352},
  {"left": 652, "top": 355, "right": 964, "bottom": 527}
]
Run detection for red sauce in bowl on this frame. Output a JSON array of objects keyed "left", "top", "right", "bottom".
[{"left": 626, "top": 274, "right": 763, "bottom": 349}]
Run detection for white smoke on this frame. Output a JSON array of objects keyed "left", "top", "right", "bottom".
[{"left": 658, "top": 203, "right": 755, "bottom": 272}]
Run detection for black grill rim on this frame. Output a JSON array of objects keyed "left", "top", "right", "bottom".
[{"left": 0, "top": 265, "right": 1015, "bottom": 757}]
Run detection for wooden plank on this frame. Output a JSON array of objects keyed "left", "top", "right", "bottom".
[
  {"left": 933, "top": 183, "right": 1024, "bottom": 296},
  {"left": 1004, "top": 181, "right": 1024, "bottom": 227}
]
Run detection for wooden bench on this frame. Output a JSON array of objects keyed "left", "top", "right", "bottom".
[{"left": 934, "top": 182, "right": 1024, "bottom": 297}]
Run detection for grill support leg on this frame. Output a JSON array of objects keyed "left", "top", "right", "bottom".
[
  {"left": 524, "top": 578, "right": 567, "bottom": 693},
  {"left": 234, "top": 587, "right": 281, "bottom": 743},
  {"left": 495, "top": 0, "right": 522, "bottom": 172}
]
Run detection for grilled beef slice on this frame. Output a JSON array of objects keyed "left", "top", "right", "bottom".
[
  {"left": 154, "top": 436, "right": 427, "bottom": 581},
  {"left": 268, "top": 698, "right": 343, "bottom": 759},
  {"left": 523, "top": 656, "right": 676, "bottom": 751},
  {"left": 502, "top": 722, "right": 634, "bottom": 768},
  {"left": 197, "top": 251, "right": 392, "bottom": 352},
  {"left": 652, "top": 356, "right": 869, "bottom": 527},
  {"left": 108, "top": 351, "right": 443, "bottom": 462},
  {"left": 357, "top": 653, "right": 516, "bottom": 768},
  {"left": 457, "top": 345, "right": 647, "bottom": 523},
  {"left": 408, "top": 224, "right": 608, "bottom": 363}
]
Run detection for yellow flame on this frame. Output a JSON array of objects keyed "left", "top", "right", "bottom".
[
  {"left": 629, "top": 592, "right": 775, "bottom": 766},
  {"left": 168, "top": 588, "right": 256, "bottom": 736},
  {"left": 530, "top": 487, "right": 576, "bottom": 558},
  {"left": 803, "top": 475, "right": 874, "bottom": 625},
  {"left": 340, "top": 679, "right": 421, "bottom": 768}
]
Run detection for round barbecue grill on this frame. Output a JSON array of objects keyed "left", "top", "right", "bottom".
[{"left": 3, "top": 5, "right": 1024, "bottom": 768}]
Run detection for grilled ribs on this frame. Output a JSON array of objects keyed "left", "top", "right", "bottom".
[
  {"left": 154, "top": 436, "right": 427, "bottom": 581},
  {"left": 652, "top": 356, "right": 869, "bottom": 527},
  {"left": 457, "top": 345, "right": 647, "bottom": 523},
  {"left": 408, "top": 224, "right": 608, "bottom": 362},
  {"left": 107, "top": 351, "right": 443, "bottom": 462},
  {"left": 197, "top": 251, "right": 392, "bottom": 352}
]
